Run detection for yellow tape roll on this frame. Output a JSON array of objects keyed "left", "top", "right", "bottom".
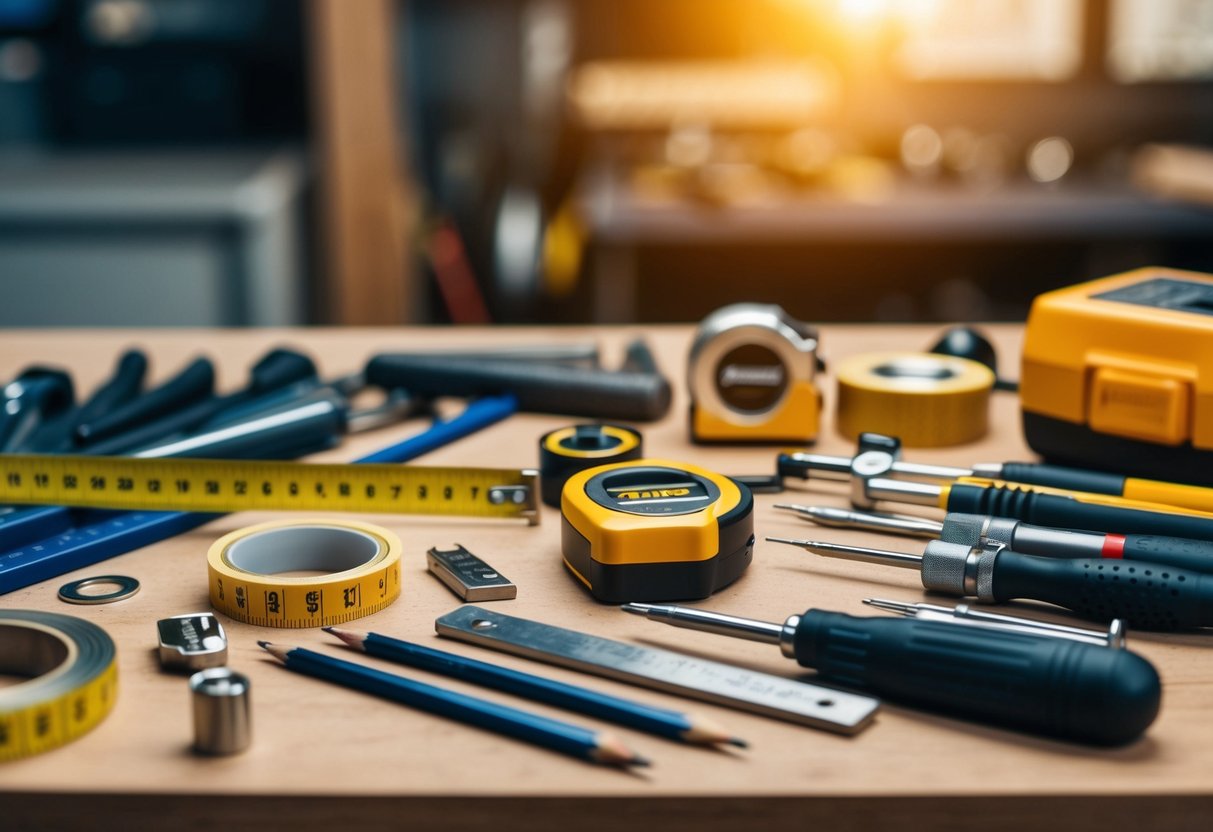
[
  {"left": 0, "top": 611, "right": 118, "bottom": 761},
  {"left": 208, "top": 519, "right": 402, "bottom": 628},
  {"left": 835, "top": 352, "right": 995, "bottom": 447}
]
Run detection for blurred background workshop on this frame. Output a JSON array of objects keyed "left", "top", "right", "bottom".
[{"left": 4, "top": 2, "right": 1213, "bottom": 831}]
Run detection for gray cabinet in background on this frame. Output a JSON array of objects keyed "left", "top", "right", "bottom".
[{"left": 0, "top": 149, "right": 308, "bottom": 326}]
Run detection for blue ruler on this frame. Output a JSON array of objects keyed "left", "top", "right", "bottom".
[{"left": 0, "top": 395, "right": 518, "bottom": 594}]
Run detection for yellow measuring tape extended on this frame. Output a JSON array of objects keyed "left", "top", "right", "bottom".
[
  {"left": 835, "top": 352, "right": 995, "bottom": 448},
  {"left": 0, "top": 455, "right": 539, "bottom": 524},
  {"left": 0, "top": 610, "right": 118, "bottom": 762},
  {"left": 208, "top": 519, "right": 403, "bottom": 628}
]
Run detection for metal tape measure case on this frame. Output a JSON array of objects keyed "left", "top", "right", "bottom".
[
  {"left": 1022, "top": 267, "right": 1213, "bottom": 484},
  {"left": 560, "top": 459, "right": 754, "bottom": 603},
  {"left": 687, "top": 304, "right": 821, "bottom": 444}
]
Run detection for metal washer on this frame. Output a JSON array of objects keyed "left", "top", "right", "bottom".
[{"left": 58, "top": 575, "right": 141, "bottom": 605}]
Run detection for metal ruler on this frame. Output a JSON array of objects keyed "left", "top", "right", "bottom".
[{"left": 435, "top": 606, "right": 879, "bottom": 734}]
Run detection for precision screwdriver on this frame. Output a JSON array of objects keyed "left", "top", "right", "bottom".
[
  {"left": 775, "top": 504, "right": 1213, "bottom": 574},
  {"left": 780, "top": 431, "right": 1213, "bottom": 515},
  {"left": 767, "top": 536, "right": 1213, "bottom": 630},
  {"left": 621, "top": 602, "right": 1160, "bottom": 746}
]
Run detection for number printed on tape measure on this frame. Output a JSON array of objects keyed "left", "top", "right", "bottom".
[{"left": 0, "top": 455, "right": 538, "bottom": 521}]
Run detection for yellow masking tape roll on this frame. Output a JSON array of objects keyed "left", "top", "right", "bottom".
[
  {"left": 835, "top": 351, "right": 995, "bottom": 448},
  {"left": 0, "top": 611, "right": 118, "bottom": 762},
  {"left": 207, "top": 519, "right": 402, "bottom": 628}
]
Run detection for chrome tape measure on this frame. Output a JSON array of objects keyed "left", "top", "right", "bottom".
[
  {"left": 0, "top": 610, "right": 118, "bottom": 761},
  {"left": 0, "top": 455, "right": 539, "bottom": 525},
  {"left": 687, "top": 303, "right": 821, "bottom": 444},
  {"left": 835, "top": 352, "right": 995, "bottom": 448},
  {"left": 208, "top": 519, "right": 402, "bottom": 628}
]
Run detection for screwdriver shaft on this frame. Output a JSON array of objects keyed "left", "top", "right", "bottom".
[
  {"left": 766, "top": 537, "right": 924, "bottom": 569},
  {"left": 622, "top": 603, "right": 785, "bottom": 645}
]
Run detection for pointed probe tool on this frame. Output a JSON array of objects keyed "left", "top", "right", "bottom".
[
  {"left": 766, "top": 536, "right": 1213, "bottom": 630},
  {"left": 775, "top": 504, "right": 1213, "bottom": 574},
  {"left": 621, "top": 602, "right": 1160, "bottom": 746},
  {"left": 778, "top": 431, "right": 1213, "bottom": 516}
]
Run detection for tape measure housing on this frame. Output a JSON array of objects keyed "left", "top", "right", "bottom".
[
  {"left": 687, "top": 304, "right": 821, "bottom": 444},
  {"left": 560, "top": 459, "right": 754, "bottom": 604},
  {"left": 538, "top": 424, "right": 643, "bottom": 507}
]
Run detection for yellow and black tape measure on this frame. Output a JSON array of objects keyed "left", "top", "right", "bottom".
[
  {"left": 560, "top": 458, "right": 754, "bottom": 604},
  {"left": 0, "top": 455, "right": 539, "bottom": 524},
  {"left": 0, "top": 610, "right": 118, "bottom": 762},
  {"left": 208, "top": 519, "right": 402, "bottom": 628}
]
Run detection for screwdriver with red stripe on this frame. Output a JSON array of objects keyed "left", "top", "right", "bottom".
[
  {"left": 766, "top": 534, "right": 1213, "bottom": 630},
  {"left": 774, "top": 504, "right": 1213, "bottom": 574}
]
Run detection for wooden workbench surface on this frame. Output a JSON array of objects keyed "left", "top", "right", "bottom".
[{"left": 2, "top": 326, "right": 1210, "bottom": 831}]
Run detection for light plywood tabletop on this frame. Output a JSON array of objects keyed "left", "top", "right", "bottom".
[{"left": 1, "top": 326, "right": 1210, "bottom": 831}]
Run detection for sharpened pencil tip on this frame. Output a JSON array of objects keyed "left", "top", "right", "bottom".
[
  {"left": 321, "top": 626, "right": 336, "bottom": 634},
  {"left": 257, "top": 640, "right": 272, "bottom": 649},
  {"left": 727, "top": 737, "right": 749, "bottom": 749},
  {"left": 630, "top": 755, "right": 652, "bottom": 768}
]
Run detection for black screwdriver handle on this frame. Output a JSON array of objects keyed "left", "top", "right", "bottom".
[
  {"left": 991, "top": 550, "right": 1213, "bottom": 630},
  {"left": 75, "top": 356, "right": 214, "bottom": 443},
  {"left": 998, "top": 462, "right": 1127, "bottom": 496},
  {"left": 794, "top": 611, "right": 1160, "bottom": 746},
  {"left": 366, "top": 354, "right": 672, "bottom": 421},
  {"left": 948, "top": 482, "right": 1213, "bottom": 541},
  {"left": 1121, "top": 535, "right": 1213, "bottom": 574}
]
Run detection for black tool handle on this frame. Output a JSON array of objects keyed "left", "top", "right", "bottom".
[
  {"left": 948, "top": 482, "right": 1213, "bottom": 541},
  {"left": 794, "top": 611, "right": 1160, "bottom": 745},
  {"left": 75, "top": 356, "right": 214, "bottom": 443},
  {"left": 1120, "top": 535, "right": 1213, "bottom": 573},
  {"left": 999, "top": 462, "right": 1126, "bottom": 496},
  {"left": 991, "top": 549, "right": 1213, "bottom": 630},
  {"left": 366, "top": 354, "right": 672, "bottom": 421}
]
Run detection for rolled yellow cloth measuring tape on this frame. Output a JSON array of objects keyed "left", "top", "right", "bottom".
[
  {"left": 207, "top": 519, "right": 402, "bottom": 628},
  {"left": 835, "top": 351, "right": 995, "bottom": 447},
  {"left": 0, "top": 610, "right": 118, "bottom": 761}
]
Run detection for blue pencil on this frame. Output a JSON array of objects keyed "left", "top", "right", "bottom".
[
  {"left": 259, "top": 642, "right": 649, "bottom": 768},
  {"left": 324, "top": 628, "right": 745, "bottom": 747}
]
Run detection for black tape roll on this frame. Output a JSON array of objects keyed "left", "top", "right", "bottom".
[{"left": 538, "top": 424, "right": 643, "bottom": 508}]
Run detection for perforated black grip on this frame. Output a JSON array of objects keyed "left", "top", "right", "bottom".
[
  {"left": 991, "top": 550, "right": 1213, "bottom": 631},
  {"left": 794, "top": 611, "right": 1160, "bottom": 746}
]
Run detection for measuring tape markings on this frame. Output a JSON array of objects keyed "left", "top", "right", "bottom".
[
  {"left": 0, "top": 610, "right": 117, "bottom": 761},
  {"left": 207, "top": 519, "right": 403, "bottom": 629},
  {"left": 0, "top": 455, "right": 538, "bottom": 521}
]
